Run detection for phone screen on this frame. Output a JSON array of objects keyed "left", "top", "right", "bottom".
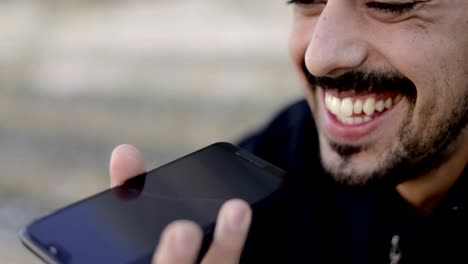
[{"left": 22, "top": 143, "right": 289, "bottom": 264}]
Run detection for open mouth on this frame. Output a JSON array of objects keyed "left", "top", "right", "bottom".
[
  {"left": 302, "top": 63, "right": 416, "bottom": 142},
  {"left": 320, "top": 88, "right": 405, "bottom": 142},
  {"left": 324, "top": 91, "right": 402, "bottom": 125}
]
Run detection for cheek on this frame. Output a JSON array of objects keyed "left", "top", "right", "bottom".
[
  {"left": 289, "top": 16, "right": 316, "bottom": 68},
  {"left": 379, "top": 31, "right": 464, "bottom": 126},
  {"left": 367, "top": 22, "right": 437, "bottom": 87},
  {"left": 371, "top": 20, "right": 467, "bottom": 102},
  {"left": 370, "top": 27, "right": 446, "bottom": 127},
  {"left": 289, "top": 18, "right": 320, "bottom": 105},
  {"left": 288, "top": 33, "right": 307, "bottom": 71}
]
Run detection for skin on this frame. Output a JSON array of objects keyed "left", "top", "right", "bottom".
[
  {"left": 289, "top": 0, "right": 468, "bottom": 210},
  {"left": 108, "top": 0, "right": 468, "bottom": 262}
]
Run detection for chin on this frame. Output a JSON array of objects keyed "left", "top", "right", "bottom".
[{"left": 317, "top": 134, "right": 408, "bottom": 187}]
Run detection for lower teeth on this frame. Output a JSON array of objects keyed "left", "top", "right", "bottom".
[{"left": 337, "top": 115, "right": 372, "bottom": 125}]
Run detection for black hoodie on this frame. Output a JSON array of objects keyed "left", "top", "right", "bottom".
[{"left": 237, "top": 99, "right": 468, "bottom": 264}]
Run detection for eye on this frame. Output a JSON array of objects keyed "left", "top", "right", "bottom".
[{"left": 366, "top": 1, "right": 420, "bottom": 14}]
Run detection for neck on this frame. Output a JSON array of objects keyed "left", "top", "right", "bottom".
[{"left": 396, "top": 133, "right": 468, "bottom": 215}]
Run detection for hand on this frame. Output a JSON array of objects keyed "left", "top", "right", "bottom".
[{"left": 109, "top": 144, "right": 252, "bottom": 264}]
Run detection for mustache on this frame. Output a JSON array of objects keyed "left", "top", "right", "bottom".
[{"left": 302, "top": 63, "right": 416, "bottom": 96}]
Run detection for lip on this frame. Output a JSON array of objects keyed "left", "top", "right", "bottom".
[{"left": 319, "top": 88, "right": 402, "bottom": 143}]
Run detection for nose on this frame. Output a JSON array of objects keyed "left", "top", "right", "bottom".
[{"left": 305, "top": 2, "right": 368, "bottom": 77}]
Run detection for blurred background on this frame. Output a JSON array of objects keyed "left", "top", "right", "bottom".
[{"left": 0, "top": 0, "right": 302, "bottom": 262}]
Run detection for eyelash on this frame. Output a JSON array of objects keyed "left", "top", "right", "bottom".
[
  {"left": 287, "top": 1, "right": 419, "bottom": 14},
  {"left": 366, "top": 2, "right": 419, "bottom": 14}
]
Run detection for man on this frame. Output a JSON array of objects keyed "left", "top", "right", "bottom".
[{"left": 109, "top": 1, "right": 468, "bottom": 263}]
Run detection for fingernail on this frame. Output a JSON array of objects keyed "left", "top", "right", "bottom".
[{"left": 226, "top": 202, "right": 249, "bottom": 232}]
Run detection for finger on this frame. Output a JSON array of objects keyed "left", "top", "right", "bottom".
[
  {"left": 109, "top": 144, "right": 146, "bottom": 187},
  {"left": 202, "top": 199, "right": 252, "bottom": 264},
  {"left": 153, "top": 220, "right": 203, "bottom": 264}
]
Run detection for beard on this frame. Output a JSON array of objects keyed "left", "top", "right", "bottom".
[
  {"left": 304, "top": 64, "right": 468, "bottom": 187},
  {"left": 325, "top": 97, "right": 467, "bottom": 187}
]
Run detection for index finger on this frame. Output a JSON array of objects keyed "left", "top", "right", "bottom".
[{"left": 109, "top": 144, "right": 146, "bottom": 187}]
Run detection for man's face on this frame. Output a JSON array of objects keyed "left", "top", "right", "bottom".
[{"left": 289, "top": 0, "right": 468, "bottom": 185}]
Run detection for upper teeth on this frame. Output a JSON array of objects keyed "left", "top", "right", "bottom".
[
  {"left": 325, "top": 92, "right": 402, "bottom": 124},
  {"left": 363, "top": 97, "right": 376, "bottom": 116}
]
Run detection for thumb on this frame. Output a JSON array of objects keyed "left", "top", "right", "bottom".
[{"left": 109, "top": 144, "right": 146, "bottom": 187}]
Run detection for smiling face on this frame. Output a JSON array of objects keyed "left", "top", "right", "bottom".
[{"left": 289, "top": 0, "right": 468, "bottom": 185}]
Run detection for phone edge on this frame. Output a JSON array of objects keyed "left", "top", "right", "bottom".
[
  {"left": 19, "top": 228, "right": 60, "bottom": 264},
  {"left": 19, "top": 141, "right": 285, "bottom": 264}
]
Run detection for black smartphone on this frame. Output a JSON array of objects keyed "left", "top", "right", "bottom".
[{"left": 20, "top": 142, "right": 292, "bottom": 264}]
